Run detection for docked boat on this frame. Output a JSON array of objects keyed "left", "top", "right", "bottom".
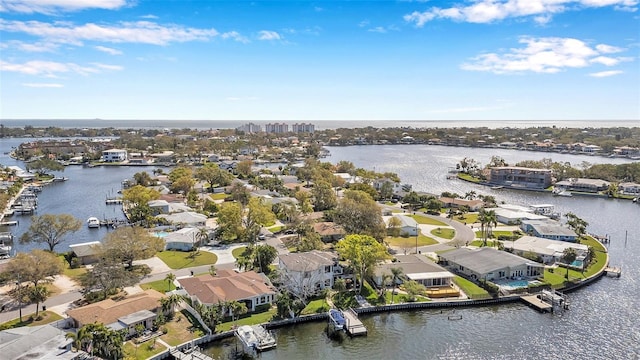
[
  {"left": 552, "top": 188, "right": 572, "bottom": 197},
  {"left": 235, "top": 325, "right": 277, "bottom": 355},
  {"left": 328, "top": 309, "right": 346, "bottom": 334},
  {"left": 87, "top": 217, "right": 100, "bottom": 228},
  {"left": 0, "top": 232, "right": 14, "bottom": 243},
  {"left": 0, "top": 242, "right": 12, "bottom": 259}
]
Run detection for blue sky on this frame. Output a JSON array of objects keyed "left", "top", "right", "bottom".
[{"left": 0, "top": 0, "right": 638, "bottom": 121}]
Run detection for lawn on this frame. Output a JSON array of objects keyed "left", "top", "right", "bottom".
[
  {"left": 470, "top": 240, "right": 500, "bottom": 247},
  {"left": 124, "top": 339, "right": 166, "bottom": 360},
  {"left": 431, "top": 228, "right": 455, "bottom": 239},
  {"left": 454, "top": 213, "right": 479, "bottom": 224},
  {"left": 0, "top": 311, "right": 63, "bottom": 330},
  {"left": 216, "top": 307, "right": 277, "bottom": 332},
  {"left": 457, "top": 173, "right": 481, "bottom": 183},
  {"left": 474, "top": 230, "right": 519, "bottom": 239},
  {"left": 140, "top": 278, "right": 176, "bottom": 293},
  {"left": 156, "top": 250, "right": 218, "bottom": 269},
  {"left": 231, "top": 246, "right": 248, "bottom": 259},
  {"left": 301, "top": 298, "right": 330, "bottom": 315},
  {"left": 410, "top": 214, "right": 447, "bottom": 226},
  {"left": 267, "top": 225, "right": 284, "bottom": 233},
  {"left": 160, "top": 312, "right": 205, "bottom": 346},
  {"left": 209, "top": 193, "right": 228, "bottom": 200},
  {"left": 386, "top": 234, "right": 438, "bottom": 248},
  {"left": 453, "top": 276, "right": 490, "bottom": 299},
  {"left": 57, "top": 255, "right": 87, "bottom": 282}
]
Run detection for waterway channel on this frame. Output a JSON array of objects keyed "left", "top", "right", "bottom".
[{"left": 1, "top": 139, "right": 638, "bottom": 359}]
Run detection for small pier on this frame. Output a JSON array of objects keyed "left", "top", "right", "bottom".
[
  {"left": 99, "top": 218, "right": 128, "bottom": 228},
  {"left": 344, "top": 308, "right": 367, "bottom": 336},
  {"left": 521, "top": 290, "right": 568, "bottom": 313},
  {"left": 13, "top": 206, "right": 35, "bottom": 215},
  {"left": 105, "top": 198, "right": 123, "bottom": 205},
  {"left": 0, "top": 221, "right": 18, "bottom": 226},
  {"left": 604, "top": 266, "right": 622, "bottom": 278},
  {"left": 170, "top": 348, "right": 214, "bottom": 360}
]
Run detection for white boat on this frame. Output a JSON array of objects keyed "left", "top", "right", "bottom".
[
  {"left": 235, "top": 325, "right": 277, "bottom": 354},
  {"left": 552, "top": 188, "right": 572, "bottom": 197},
  {"left": 87, "top": 217, "right": 100, "bottom": 228},
  {"left": 328, "top": 309, "right": 346, "bottom": 334}
]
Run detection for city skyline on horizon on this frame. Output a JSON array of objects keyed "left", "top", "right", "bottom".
[{"left": 1, "top": 0, "right": 639, "bottom": 121}]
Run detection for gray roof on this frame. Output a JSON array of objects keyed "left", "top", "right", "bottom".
[
  {"left": 394, "top": 215, "right": 418, "bottom": 228},
  {"left": 0, "top": 325, "right": 75, "bottom": 360},
  {"left": 279, "top": 250, "right": 337, "bottom": 272},
  {"left": 523, "top": 220, "right": 578, "bottom": 237},
  {"left": 164, "top": 227, "right": 200, "bottom": 244},
  {"left": 441, "top": 247, "right": 540, "bottom": 275},
  {"left": 504, "top": 236, "right": 588, "bottom": 257},
  {"left": 118, "top": 309, "right": 157, "bottom": 326},
  {"left": 375, "top": 254, "right": 452, "bottom": 278},
  {"left": 157, "top": 211, "right": 207, "bottom": 225},
  {"left": 69, "top": 241, "right": 101, "bottom": 257}
]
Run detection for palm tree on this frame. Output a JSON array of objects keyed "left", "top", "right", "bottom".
[
  {"left": 562, "top": 248, "right": 577, "bottom": 279},
  {"left": 208, "top": 264, "right": 217, "bottom": 276},
  {"left": 228, "top": 300, "right": 248, "bottom": 327},
  {"left": 464, "top": 191, "right": 477, "bottom": 200},
  {"left": 161, "top": 293, "right": 182, "bottom": 317},
  {"left": 164, "top": 272, "right": 176, "bottom": 292},
  {"left": 390, "top": 267, "right": 404, "bottom": 304},
  {"left": 478, "top": 209, "right": 497, "bottom": 247},
  {"left": 28, "top": 285, "right": 49, "bottom": 317},
  {"left": 380, "top": 273, "right": 392, "bottom": 298}
]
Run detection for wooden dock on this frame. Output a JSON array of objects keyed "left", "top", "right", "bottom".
[
  {"left": 605, "top": 266, "right": 622, "bottom": 278},
  {"left": 170, "top": 348, "right": 214, "bottom": 360},
  {"left": 105, "top": 198, "right": 123, "bottom": 204},
  {"left": 344, "top": 308, "right": 367, "bottom": 336},
  {"left": 520, "top": 294, "right": 553, "bottom": 313},
  {"left": 0, "top": 221, "right": 18, "bottom": 226}
]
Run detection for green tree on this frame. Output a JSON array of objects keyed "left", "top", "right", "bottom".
[
  {"left": 379, "top": 181, "right": 394, "bottom": 201},
  {"left": 101, "top": 226, "right": 165, "bottom": 268},
  {"left": 170, "top": 176, "right": 195, "bottom": 195},
  {"left": 312, "top": 180, "right": 337, "bottom": 211},
  {"left": 217, "top": 202, "right": 243, "bottom": 241},
  {"left": 122, "top": 185, "right": 160, "bottom": 224},
  {"left": 196, "top": 163, "right": 234, "bottom": 191},
  {"left": 133, "top": 171, "right": 153, "bottom": 186},
  {"left": 244, "top": 197, "right": 276, "bottom": 243},
  {"left": 5, "top": 249, "right": 63, "bottom": 288},
  {"left": 335, "top": 234, "right": 390, "bottom": 294},
  {"left": 403, "top": 280, "right": 426, "bottom": 301},
  {"left": 19, "top": 214, "right": 82, "bottom": 252},
  {"left": 389, "top": 267, "right": 404, "bottom": 304},
  {"left": 334, "top": 190, "right": 386, "bottom": 241},
  {"left": 168, "top": 166, "right": 193, "bottom": 183},
  {"left": 25, "top": 158, "right": 64, "bottom": 175},
  {"left": 236, "top": 160, "right": 253, "bottom": 178},
  {"left": 565, "top": 212, "right": 589, "bottom": 239},
  {"left": 229, "top": 182, "right": 251, "bottom": 206},
  {"left": 165, "top": 272, "right": 176, "bottom": 292},
  {"left": 387, "top": 216, "right": 402, "bottom": 237},
  {"left": 478, "top": 209, "right": 497, "bottom": 246}
]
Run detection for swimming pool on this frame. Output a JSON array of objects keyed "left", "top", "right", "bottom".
[
  {"left": 498, "top": 279, "right": 541, "bottom": 290},
  {"left": 571, "top": 260, "right": 584, "bottom": 268},
  {"left": 154, "top": 231, "right": 169, "bottom": 238}
]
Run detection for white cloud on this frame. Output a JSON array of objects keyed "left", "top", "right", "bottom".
[
  {"left": 221, "top": 31, "right": 250, "bottom": 43},
  {"left": 0, "top": 0, "right": 129, "bottom": 14},
  {"left": 0, "top": 19, "right": 220, "bottom": 46},
  {"left": 94, "top": 45, "right": 122, "bottom": 55},
  {"left": 404, "top": 0, "right": 638, "bottom": 26},
  {"left": 91, "top": 62, "right": 123, "bottom": 71},
  {"left": 595, "top": 44, "right": 624, "bottom": 53},
  {"left": 461, "top": 36, "right": 631, "bottom": 74},
  {"left": 22, "top": 82, "right": 64, "bottom": 88},
  {"left": 0, "top": 59, "right": 121, "bottom": 76},
  {"left": 258, "top": 30, "right": 281, "bottom": 41},
  {"left": 368, "top": 26, "right": 387, "bottom": 33},
  {"left": 589, "top": 70, "right": 624, "bottom": 77},
  {"left": 358, "top": 20, "right": 370, "bottom": 27},
  {"left": 3, "top": 40, "right": 58, "bottom": 52},
  {"left": 140, "top": 14, "right": 158, "bottom": 19}
]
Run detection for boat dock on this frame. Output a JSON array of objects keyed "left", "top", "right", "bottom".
[
  {"left": 605, "top": 266, "right": 622, "bottom": 278},
  {"left": 0, "top": 221, "right": 18, "bottom": 226},
  {"left": 344, "top": 308, "right": 367, "bottom": 336},
  {"left": 169, "top": 348, "right": 214, "bottom": 360},
  {"left": 521, "top": 290, "right": 568, "bottom": 313},
  {"left": 105, "top": 198, "right": 123, "bottom": 204}
]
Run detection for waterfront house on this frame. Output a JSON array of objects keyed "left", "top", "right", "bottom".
[
  {"left": 66, "top": 289, "right": 165, "bottom": 338},
  {"left": 69, "top": 241, "right": 101, "bottom": 265},
  {"left": 502, "top": 236, "right": 588, "bottom": 264},
  {"left": 490, "top": 207, "right": 548, "bottom": 225},
  {"left": 488, "top": 166, "right": 552, "bottom": 189},
  {"left": 554, "top": 178, "right": 610, "bottom": 193},
  {"left": 162, "top": 227, "right": 203, "bottom": 251},
  {"left": 520, "top": 219, "right": 578, "bottom": 242},
  {"left": 0, "top": 325, "right": 75, "bottom": 360},
  {"left": 278, "top": 250, "right": 344, "bottom": 297},
  {"left": 157, "top": 211, "right": 207, "bottom": 226},
  {"left": 374, "top": 255, "right": 458, "bottom": 298},
  {"left": 312, "top": 222, "right": 346, "bottom": 242},
  {"left": 439, "top": 247, "right": 544, "bottom": 281},
  {"left": 148, "top": 199, "right": 191, "bottom": 215},
  {"left": 438, "top": 197, "right": 484, "bottom": 211},
  {"left": 178, "top": 270, "right": 276, "bottom": 313},
  {"left": 619, "top": 182, "right": 640, "bottom": 195},
  {"left": 101, "top": 148, "right": 127, "bottom": 163}
]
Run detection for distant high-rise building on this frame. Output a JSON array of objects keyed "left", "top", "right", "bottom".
[
  {"left": 292, "top": 123, "right": 315, "bottom": 133},
  {"left": 236, "top": 122, "right": 262, "bottom": 133},
  {"left": 265, "top": 123, "right": 289, "bottom": 134}
]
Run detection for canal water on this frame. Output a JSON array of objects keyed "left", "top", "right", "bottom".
[{"left": 1, "top": 139, "right": 639, "bottom": 358}]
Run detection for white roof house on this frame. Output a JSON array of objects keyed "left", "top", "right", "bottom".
[
  {"left": 490, "top": 207, "right": 548, "bottom": 225},
  {"left": 0, "top": 325, "right": 74, "bottom": 360},
  {"left": 503, "top": 236, "right": 588, "bottom": 264},
  {"left": 157, "top": 211, "right": 207, "bottom": 226}
]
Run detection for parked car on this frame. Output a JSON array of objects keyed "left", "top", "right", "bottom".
[{"left": 258, "top": 233, "right": 266, "bottom": 240}]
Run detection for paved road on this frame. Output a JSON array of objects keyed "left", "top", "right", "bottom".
[{"left": 0, "top": 288, "right": 82, "bottom": 324}]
